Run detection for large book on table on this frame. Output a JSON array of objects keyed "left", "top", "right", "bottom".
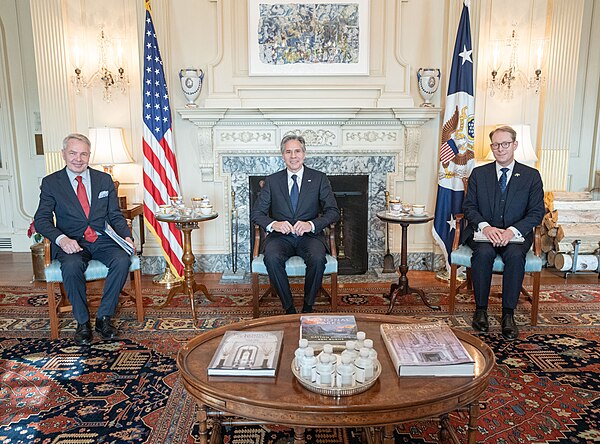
[
  {"left": 380, "top": 323, "right": 475, "bottom": 377},
  {"left": 207, "top": 330, "right": 284, "bottom": 377},
  {"left": 300, "top": 315, "right": 358, "bottom": 348}
]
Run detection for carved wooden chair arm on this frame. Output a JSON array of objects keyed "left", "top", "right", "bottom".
[
  {"left": 452, "top": 214, "right": 465, "bottom": 251},
  {"left": 327, "top": 223, "right": 337, "bottom": 257},
  {"left": 43, "top": 237, "right": 52, "bottom": 267},
  {"left": 533, "top": 225, "right": 542, "bottom": 257},
  {"left": 252, "top": 224, "right": 262, "bottom": 258}
]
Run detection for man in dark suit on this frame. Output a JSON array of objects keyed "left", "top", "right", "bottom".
[
  {"left": 34, "top": 133, "right": 134, "bottom": 344},
  {"left": 251, "top": 135, "right": 340, "bottom": 314},
  {"left": 462, "top": 125, "right": 545, "bottom": 339}
]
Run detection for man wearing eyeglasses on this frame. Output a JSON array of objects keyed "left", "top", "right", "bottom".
[{"left": 461, "top": 125, "right": 545, "bottom": 340}]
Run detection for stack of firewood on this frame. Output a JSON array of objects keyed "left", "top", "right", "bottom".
[{"left": 541, "top": 191, "right": 600, "bottom": 272}]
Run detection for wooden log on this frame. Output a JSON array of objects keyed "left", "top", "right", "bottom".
[
  {"left": 554, "top": 240, "right": 600, "bottom": 253},
  {"left": 555, "top": 225, "right": 564, "bottom": 242},
  {"left": 547, "top": 250, "right": 556, "bottom": 267},
  {"left": 547, "top": 227, "right": 558, "bottom": 237},
  {"left": 544, "top": 192, "right": 554, "bottom": 212},
  {"left": 541, "top": 234, "right": 555, "bottom": 253},
  {"left": 552, "top": 191, "right": 592, "bottom": 201},
  {"left": 554, "top": 253, "right": 599, "bottom": 272},
  {"left": 543, "top": 210, "right": 558, "bottom": 230},
  {"left": 556, "top": 210, "right": 600, "bottom": 224}
]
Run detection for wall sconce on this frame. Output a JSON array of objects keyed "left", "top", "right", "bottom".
[
  {"left": 72, "top": 29, "right": 128, "bottom": 102},
  {"left": 486, "top": 124, "right": 538, "bottom": 167},
  {"left": 488, "top": 26, "right": 544, "bottom": 100},
  {"left": 89, "top": 127, "right": 133, "bottom": 201}
]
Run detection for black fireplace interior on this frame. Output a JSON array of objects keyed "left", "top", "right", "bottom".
[{"left": 249, "top": 175, "right": 369, "bottom": 275}]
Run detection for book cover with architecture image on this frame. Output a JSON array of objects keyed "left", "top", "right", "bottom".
[
  {"left": 208, "top": 330, "right": 284, "bottom": 377},
  {"left": 380, "top": 323, "right": 475, "bottom": 377},
  {"left": 300, "top": 315, "right": 358, "bottom": 347}
]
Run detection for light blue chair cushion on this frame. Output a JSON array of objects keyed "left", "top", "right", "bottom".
[
  {"left": 45, "top": 255, "right": 141, "bottom": 283},
  {"left": 451, "top": 244, "right": 542, "bottom": 273},
  {"left": 252, "top": 254, "right": 338, "bottom": 276}
]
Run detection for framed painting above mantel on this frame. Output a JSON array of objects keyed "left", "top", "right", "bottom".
[{"left": 248, "top": 0, "right": 369, "bottom": 76}]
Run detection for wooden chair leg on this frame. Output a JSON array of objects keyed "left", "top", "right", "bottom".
[
  {"left": 449, "top": 264, "right": 457, "bottom": 315},
  {"left": 531, "top": 271, "right": 540, "bottom": 326},
  {"left": 133, "top": 269, "right": 144, "bottom": 323},
  {"left": 330, "top": 272, "right": 338, "bottom": 312},
  {"left": 252, "top": 273, "right": 260, "bottom": 318},
  {"left": 47, "top": 282, "right": 59, "bottom": 340}
]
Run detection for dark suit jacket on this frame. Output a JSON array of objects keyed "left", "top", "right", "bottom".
[
  {"left": 251, "top": 166, "right": 340, "bottom": 250},
  {"left": 34, "top": 167, "right": 131, "bottom": 258},
  {"left": 461, "top": 161, "right": 545, "bottom": 244}
]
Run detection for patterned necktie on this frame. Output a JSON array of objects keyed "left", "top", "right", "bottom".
[
  {"left": 75, "top": 176, "right": 98, "bottom": 242},
  {"left": 499, "top": 167, "right": 509, "bottom": 194},
  {"left": 290, "top": 174, "right": 299, "bottom": 212}
]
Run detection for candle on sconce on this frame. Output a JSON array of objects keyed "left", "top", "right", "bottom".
[
  {"left": 74, "top": 42, "right": 81, "bottom": 68},
  {"left": 492, "top": 41, "right": 500, "bottom": 69},
  {"left": 116, "top": 42, "right": 123, "bottom": 68}
]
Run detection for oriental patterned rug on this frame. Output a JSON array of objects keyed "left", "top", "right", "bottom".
[{"left": 0, "top": 282, "right": 599, "bottom": 443}]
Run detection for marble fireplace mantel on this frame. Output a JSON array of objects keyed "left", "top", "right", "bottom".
[
  {"left": 167, "top": 106, "right": 441, "bottom": 274},
  {"left": 178, "top": 107, "right": 440, "bottom": 182}
]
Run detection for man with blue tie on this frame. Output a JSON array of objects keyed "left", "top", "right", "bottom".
[
  {"left": 462, "top": 125, "right": 545, "bottom": 339},
  {"left": 34, "top": 133, "right": 134, "bottom": 345},
  {"left": 251, "top": 135, "right": 340, "bottom": 314}
]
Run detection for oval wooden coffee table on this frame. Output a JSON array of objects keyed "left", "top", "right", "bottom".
[{"left": 177, "top": 313, "right": 495, "bottom": 444}]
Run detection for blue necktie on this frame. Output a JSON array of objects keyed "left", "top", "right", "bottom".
[
  {"left": 290, "top": 174, "right": 299, "bottom": 212},
  {"left": 499, "top": 167, "right": 509, "bottom": 193}
]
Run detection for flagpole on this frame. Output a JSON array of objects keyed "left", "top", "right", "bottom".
[{"left": 431, "top": 0, "right": 475, "bottom": 283}]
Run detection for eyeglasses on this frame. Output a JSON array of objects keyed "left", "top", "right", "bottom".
[{"left": 490, "top": 141, "right": 514, "bottom": 150}]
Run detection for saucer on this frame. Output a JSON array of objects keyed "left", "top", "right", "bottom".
[
  {"left": 410, "top": 211, "right": 428, "bottom": 217},
  {"left": 156, "top": 213, "right": 176, "bottom": 219}
]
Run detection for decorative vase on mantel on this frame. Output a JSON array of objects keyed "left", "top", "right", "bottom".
[
  {"left": 417, "top": 68, "right": 441, "bottom": 107},
  {"left": 179, "top": 68, "right": 204, "bottom": 108},
  {"left": 30, "top": 241, "right": 46, "bottom": 281}
]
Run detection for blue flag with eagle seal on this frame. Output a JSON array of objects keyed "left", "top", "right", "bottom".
[{"left": 432, "top": 0, "right": 475, "bottom": 272}]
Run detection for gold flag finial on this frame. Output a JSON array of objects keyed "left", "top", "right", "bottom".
[{"left": 145, "top": 0, "right": 151, "bottom": 12}]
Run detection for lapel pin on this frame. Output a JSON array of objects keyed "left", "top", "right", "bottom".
[{"left": 514, "top": 173, "right": 521, "bottom": 177}]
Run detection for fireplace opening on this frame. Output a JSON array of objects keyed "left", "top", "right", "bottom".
[{"left": 249, "top": 175, "right": 369, "bottom": 275}]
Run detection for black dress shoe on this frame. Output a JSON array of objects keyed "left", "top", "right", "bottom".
[
  {"left": 74, "top": 321, "right": 92, "bottom": 345},
  {"left": 471, "top": 310, "right": 489, "bottom": 332},
  {"left": 301, "top": 304, "right": 313, "bottom": 313},
  {"left": 501, "top": 314, "right": 519, "bottom": 340},
  {"left": 95, "top": 316, "right": 117, "bottom": 339},
  {"left": 285, "top": 306, "right": 297, "bottom": 315}
]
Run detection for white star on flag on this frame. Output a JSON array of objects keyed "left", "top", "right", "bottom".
[
  {"left": 459, "top": 45, "right": 472, "bottom": 65},
  {"left": 447, "top": 214, "right": 457, "bottom": 232}
]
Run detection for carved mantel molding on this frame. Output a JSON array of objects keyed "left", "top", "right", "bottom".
[{"left": 178, "top": 107, "right": 440, "bottom": 181}]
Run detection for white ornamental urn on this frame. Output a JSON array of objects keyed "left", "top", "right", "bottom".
[
  {"left": 179, "top": 68, "right": 204, "bottom": 108},
  {"left": 417, "top": 68, "right": 441, "bottom": 107}
]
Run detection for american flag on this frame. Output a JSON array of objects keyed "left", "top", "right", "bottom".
[
  {"left": 431, "top": 0, "right": 476, "bottom": 272},
  {"left": 142, "top": 2, "right": 184, "bottom": 277}
]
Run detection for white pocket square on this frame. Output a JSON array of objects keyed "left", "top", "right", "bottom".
[{"left": 98, "top": 190, "right": 109, "bottom": 199}]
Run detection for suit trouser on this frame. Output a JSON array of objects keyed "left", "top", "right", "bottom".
[
  {"left": 466, "top": 238, "right": 532, "bottom": 310},
  {"left": 263, "top": 234, "right": 327, "bottom": 310},
  {"left": 56, "top": 235, "right": 131, "bottom": 323}
]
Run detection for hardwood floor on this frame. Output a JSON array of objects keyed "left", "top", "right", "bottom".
[{"left": 1, "top": 252, "right": 597, "bottom": 289}]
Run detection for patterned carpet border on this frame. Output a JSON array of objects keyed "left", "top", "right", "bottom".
[{"left": 0, "top": 283, "right": 599, "bottom": 443}]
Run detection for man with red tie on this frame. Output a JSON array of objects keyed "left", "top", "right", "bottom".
[{"left": 34, "top": 133, "right": 134, "bottom": 345}]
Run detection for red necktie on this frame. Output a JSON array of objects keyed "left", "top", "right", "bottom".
[{"left": 75, "top": 176, "right": 98, "bottom": 242}]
